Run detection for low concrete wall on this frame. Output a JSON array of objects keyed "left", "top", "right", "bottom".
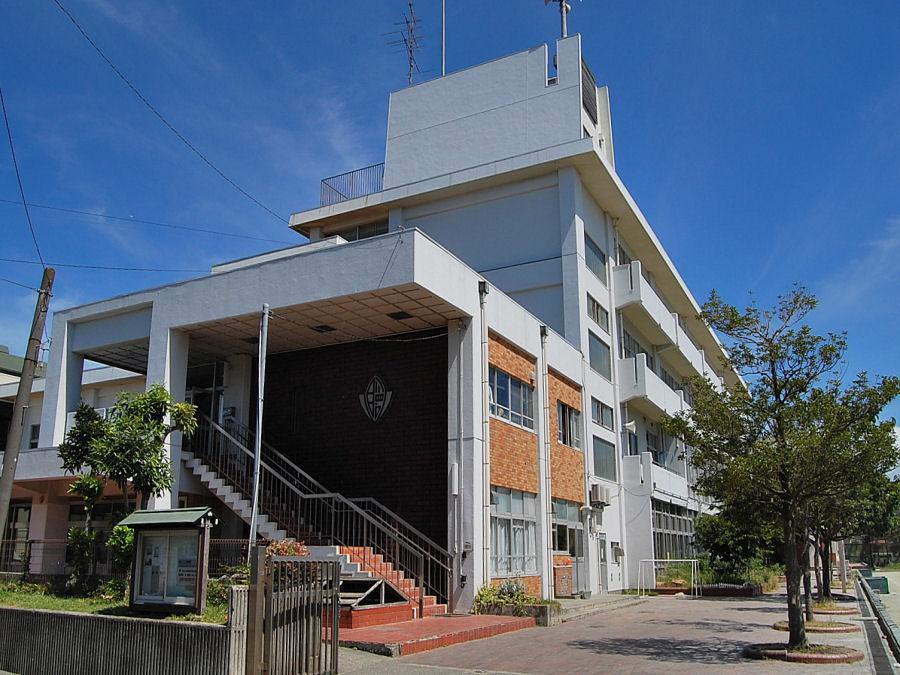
[{"left": 0, "top": 587, "right": 247, "bottom": 675}]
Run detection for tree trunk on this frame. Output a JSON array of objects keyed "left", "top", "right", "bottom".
[
  {"left": 813, "top": 539, "right": 823, "bottom": 603},
  {"left": 803, "top": 568, "right": 814, "bottom": 621},
  {"left": 784, "top": 525, "right": 807, "bottom": 648},
  {"left": 821, "top": 536, "right": 833, "bottom": 599}
]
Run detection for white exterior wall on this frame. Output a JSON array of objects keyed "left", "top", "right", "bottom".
[{"left": 384, "top": 36, "right": 584, "bottom": 189}]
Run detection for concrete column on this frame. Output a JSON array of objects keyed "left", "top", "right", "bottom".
[
  {"left": 558, "top": 167, "right": 585, "bottom": 345},
  {"left": 224, "top": 354, "right": 254, "bottom": 428},
  {"left": 145, "top": 324, "right": 189, "bottom": 510},
  {"left": 447, "top": 313, "right": 484, "bottom": 612},
  {"left": 38, "top": 317, "right": 84, "bottom": 448},
  {"left": 388, "top": 207, "right": 404, "bottom": 232}
]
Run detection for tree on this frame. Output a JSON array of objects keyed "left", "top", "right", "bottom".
[
  {"left": 694, "top": 508, "right": 779, "bottom": 580},
  {"left": 59, "top": 384, "right": 197, "bottom": 511},
  {"left": 663, "top": 286, "right": 900, "bottom": 649}
]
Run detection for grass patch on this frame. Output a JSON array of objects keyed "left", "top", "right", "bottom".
[
  {"left": 0, "top": 579, "right": 227, "bottom": 624},
  {"left": 813, "top": 599, "right": 839, "bottom": 610}
]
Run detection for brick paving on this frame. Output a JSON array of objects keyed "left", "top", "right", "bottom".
[{"left": 398, "top": 593, "right": 880, "bottom": 673}]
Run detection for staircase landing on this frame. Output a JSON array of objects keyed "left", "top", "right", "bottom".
[{"left": 339, "top": 613, "right": 536, "bottom": 657}]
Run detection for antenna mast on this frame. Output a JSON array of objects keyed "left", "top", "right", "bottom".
[
  {"left": 545, "top": 0, "right": 572, "bottom": 38},
  {"left": 387, "top": 1, "right": 424, "bottom": 87}
]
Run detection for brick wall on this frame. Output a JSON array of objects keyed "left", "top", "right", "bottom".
[
  {"left": 488, "top": 334, "right": 539, "bottom": 494},
  {"left": 491, "top": 575, "right": 542, "bottom": 598},
  {"left": 263, "top": 329, "right": 448, "bottom": 546},
  {"left": 549, "top": 369, "right": 585, "bottom": 504}
]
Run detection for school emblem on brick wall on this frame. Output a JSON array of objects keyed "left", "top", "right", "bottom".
[{"left": 359, "top": 375, "right": 393, "bottom": 422}]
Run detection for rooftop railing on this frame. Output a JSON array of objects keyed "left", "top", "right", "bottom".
[{"left": 320, "top": 162, "right": 385, "bottom": 207}]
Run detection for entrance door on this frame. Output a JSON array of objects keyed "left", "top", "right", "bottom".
[{"left": 596, "top": 534, "right": 608, "bottom": 595}]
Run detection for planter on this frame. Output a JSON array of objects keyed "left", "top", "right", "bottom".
[
  {"left": 479, "top": 602, "right": 559, "bottom": 627},
  {"left": 773, "top": 620, "right": 860, "bottom": 634},
  {"left": 744, "top": 643, "right": 864, "bottom": 664}
]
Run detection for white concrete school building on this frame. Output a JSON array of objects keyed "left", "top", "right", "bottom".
[{"left": 2, "top": 35, "right": 736, "bottom": 616}]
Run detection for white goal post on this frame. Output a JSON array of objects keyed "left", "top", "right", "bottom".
[{"left": 637, "top": 558, "right": 703, "bottom": 597}]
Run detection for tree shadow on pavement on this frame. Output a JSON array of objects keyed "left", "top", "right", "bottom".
[
  {"left": 567, "top": 637, "right": 751, "bottom": 664},
  {"left": 642, "top": 618, "right": 773, "bottom": 633}
]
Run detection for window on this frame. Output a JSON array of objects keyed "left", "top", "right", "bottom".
[
  {"left": 339, "top": 221, "right": 388, "bottom": 241},
  {"left": 624, "top": 430, "right": 639, "bottom": 456},
  {"left": 552, "top": 498, "right": 584, "bottom": 557},
  {"left": 489, "top": 367, "right": 535, "bottom": 430},
  {"left": 28, "top": 424, "right": 40, "bottom": 449},
  {"left": 587, "top": 294, "right": 609, "bottom": 332},
  {"left": 652, "top": 499, "right": 697, "bottom": 560},
  {"left": 584, "top": 233, "right": 607, "bottom": 283},
  {"left": 591, "top": 398, "right": 614, "bottom": 430},
  {"left": 557, "top": 402, "right": 582, "bottom": 449},
  {"left": 622, "top": 330, "right": 655, "bottom": 372},
  {"left": 490, "top": 487, "right": 538, "bottom": 576},
  {"left": 593, "top": 436, "right": 617, "bottom": 481},
  {"left": 588, "top": 332, "right": 611, "bottom": 380},
  {"left": 617, "top": 245, "right": 633, "bottom": 266},
  {"left": 660, "top": 366, "right": 681, "bottom": 394},
  {"left": 647, "top": 431, "right": 661, "bottom": 462}
]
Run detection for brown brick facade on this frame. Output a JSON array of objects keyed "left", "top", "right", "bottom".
[
  {"left": 488, "top": 334, "right": 539, "bottom": 494},
  {"left": 491, "top": 575, "right": 542, "bottom": 598},
  {"left": 549, "top": 369, "right": 585, "bottom": 504}
]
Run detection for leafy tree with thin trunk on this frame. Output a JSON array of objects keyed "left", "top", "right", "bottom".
[{"left": 662, "top": 286, "right": 899, "bottom": 649}]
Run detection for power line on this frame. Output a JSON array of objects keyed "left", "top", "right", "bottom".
[
  {"left": 0, "top": 198, "right": 295, "bottom": 245},
  {"left": 0, "top": 276, "right": 39, "bottom": 292},
  {"left": 0, "top": 257, "right": 205, "bottom": 273},
  {"left": 0, "top": 84, "right": 46, "bottom": 267},
  {"left": 51, "top": 0, "right": 287, "bottom": 224}
]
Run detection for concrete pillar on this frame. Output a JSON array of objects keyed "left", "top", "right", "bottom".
[
  {"left": 224, "top": 354, "right": 253, "bottom": 428},
  {"left": 558, "top": 167, "right": 586, "bottom": 345},
  {"left": 38, "top": 317, "right": 84, "bottom": 448},
  {"left": 447, "top": 315, "right": 484, "bottom": 612},
  {"left": 27, "top": 492, "right": 69, "bottom": 575},
  {"left": 145, "top": 324, "right": 189, "bottom": 510}
]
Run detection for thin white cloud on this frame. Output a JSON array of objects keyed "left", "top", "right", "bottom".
[{"left": 818, "top": 216, "right": 900, "bottom": 312}]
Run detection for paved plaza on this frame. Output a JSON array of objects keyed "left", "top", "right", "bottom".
[{"left": 341, "top": 590, "right": 889, "bottom": 674}]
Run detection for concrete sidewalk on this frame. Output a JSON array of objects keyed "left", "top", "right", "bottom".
[{"left": 396, "top": 592, "right": 881, "bottom": 673}]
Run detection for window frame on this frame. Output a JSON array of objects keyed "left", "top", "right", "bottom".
[
  {"left": 27, "top": 424, "right": 40, "bottom": 449},
  {"left": 592, "top": 435, "right": 617, "bottom": 482},
  {"left": 489, "top": 366, "right": 535, "bottom": 430},
  {"left": 584, "top": 233, "right": 608, "bottom": 284},
  {"left": 556, "top": 401, "right": 582, "bottom": 450},
  {"left": 588, "top": 331, "right": 612, "bottom": 381},
  {"left": 586, "top": 294, "right": 609, "bottom": 333},
  {"left": 591, "top": 398, "right": 614, "bottom": 430},
  {"left": 490, "top": 486, "right": 538, "bottom": 577}
]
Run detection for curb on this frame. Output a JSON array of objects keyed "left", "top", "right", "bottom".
[
  {"left": 772, "top": 620, "right": 860, "bottom": 634},
  {"left": 744, "top": 644, "right": 865, "bottom": 664}
]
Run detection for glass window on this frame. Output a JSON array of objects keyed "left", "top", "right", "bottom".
[
  {"left": 552, "top": 497, "right": 584, "bottom": 556},
  {"left": 490, "top": 486, "right": 538, "bottom": 577},
  {"left": 489, "top": 367, "right": 534, "bottom": 429},
  {"left": 622, "top": 330, "right": 655, "bottom": 372},
  {"left": 593, "top": 436, "right": 617, "bottom": 481},
  {"left": 587, "top": 294, "right": 609, "bottom": 332},
  {"left": 591, "top": 398, "right": 614, "bottom": 430},
  {"left": 588, "top": 332, "right": 611, "bottom": 380},
  {"left": 557, "top": 402, "right": 582, "bottom": 449},
  {"left": 28, "top": 424, "right": 40, "bottom": 449},
  {"left": 584, "top": 233, "right": 607, "bottom": 283},
  {"left": 617, "top": 245, "right": 633, "bottom": 266}
]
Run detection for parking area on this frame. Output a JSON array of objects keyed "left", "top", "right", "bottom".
[{"left": 390, "top": 592, "right": 881, "bottom": 674}]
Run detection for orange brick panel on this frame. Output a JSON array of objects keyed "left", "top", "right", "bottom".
[
  {"left": 490, "top": 418, "right": 539, "bottom": 494},
  {"left": 489, "top": 333, "right": 536, "bottom": 383},
  {"left": 491, "top": 575, "right": 543, "bottom": 599},
  {"left": 549, "top": 370, "right": 585, "bottom": 504}
]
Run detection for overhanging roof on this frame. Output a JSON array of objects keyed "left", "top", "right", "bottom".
[{"left": 119, "top": 506, "right": 212, "bottom": 528}]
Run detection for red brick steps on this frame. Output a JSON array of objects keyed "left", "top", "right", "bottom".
[{"left": 340, "top": 614, "right": 536, "bottom": 657}]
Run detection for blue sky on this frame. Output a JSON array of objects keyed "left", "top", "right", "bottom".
[{"left": 1, "top": 0, "right": 898, "bottom": 426}]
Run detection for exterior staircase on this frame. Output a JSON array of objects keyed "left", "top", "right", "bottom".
[{"left": 183, "top": 413, "right": 452, "bottom": 626}]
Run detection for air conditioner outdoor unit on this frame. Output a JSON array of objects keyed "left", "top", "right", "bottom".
[{"left": 590, "top": 484, "right": 611, "bottom": 508}]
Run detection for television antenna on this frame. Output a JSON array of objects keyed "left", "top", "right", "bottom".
[{"left": 386, "top": 1, "right": 424, "bottom": 86}]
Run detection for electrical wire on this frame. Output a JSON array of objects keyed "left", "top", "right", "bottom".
[
  {"left": 0, "top": 257, "right": 205, "bottom": 273},
  {"left": 51, "top": 0, "right": 287, "bottom": 224},
  {"left": 0, "top": 84, "right": 45, "bottom": 267},
  {"left": 0, "top": 276, "right": 39, "bottom": 292},
  {"left": 0, "top": 198, "right": 295, "bottom": 245}
]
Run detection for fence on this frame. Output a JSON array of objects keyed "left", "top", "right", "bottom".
[
  {"left": 319, "top": 163, "right": 384, "bottom": 207},
  {"left": 1, "top": 538, "right": 253, "bottom": 579},
  {"left": 246, "top": 547, "right": 340, "bottom": 675},
  {"left": 0, "top": 586, "right": 248, "bottom": 675}
]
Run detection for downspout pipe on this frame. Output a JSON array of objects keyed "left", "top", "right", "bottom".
[
  {"left": 540, "top": 324, "right": 554, "bottom": 601},
  {"left": 479, "top": 281, "right": 491, "bottom": 586}
]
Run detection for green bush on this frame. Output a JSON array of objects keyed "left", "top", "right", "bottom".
[
  {"left": 206, "top": 578, "right": 231, "bottom": 606},
  {"left": 95, "top": 578, "right": 129, "bottom": 602},
  {"left": 107, "top": 525, "right": 135, "bottom": 574},
  {"left": 66, "top": 527, "right": 98, "bottom": 592},
  {"left": 472, "top": 579, "right": 545, "bottom": 616}
]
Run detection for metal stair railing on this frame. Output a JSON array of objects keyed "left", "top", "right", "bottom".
[{"left": 186, "top": 413, "right": 452, "bottom": 611}]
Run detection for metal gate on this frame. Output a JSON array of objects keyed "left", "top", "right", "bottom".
[{"left": 249, "top": 552, "right": 340, "bottom": 675}]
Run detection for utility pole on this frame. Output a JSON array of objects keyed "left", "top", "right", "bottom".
[
  {"left": 248, "top": 303, "right": 269, "bottom": 561},
  {"left": 0, "top": 267, "right": 54, "bottom": 539}
]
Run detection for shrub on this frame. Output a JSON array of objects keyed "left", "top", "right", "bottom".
[
  {"left": 472, "top": 579, "right": 541, "bottom": 616},
  {"left": 266, "top": 540, "right": 309, "bottom": 557},
  {"left": 206, "top": 578, "right": 231, "bottom": 606},
  {"left": 66, "top": 527, "right": 98, "bottom": 593},
  {"left": 95, "top": 578, "right": 129, "bottom": 602},
  {"left": 107, "top": 525, "right": 135, "bottom": 574}
]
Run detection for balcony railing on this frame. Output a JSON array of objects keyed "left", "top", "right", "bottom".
[{"left": 320, "top": 162, "right": 385, "bottom": 207}]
